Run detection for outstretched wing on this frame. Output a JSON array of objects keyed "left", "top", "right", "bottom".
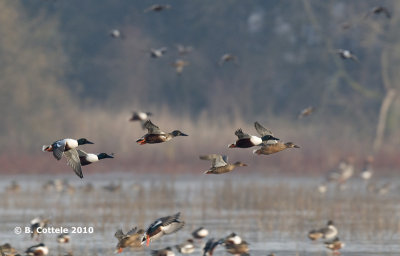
[
  {"left": 126, "top": 227, "right": 138, "bottom": 236},
  {"left": 234, "top": 129, "right": 250, "bottom": 139},
  {"left": 76, "top": 149, "right": 87, "bottom": 157},
  {"left": 144, "top": 120, "right": 162, "bottom": 134},
  {"left": 159, "top": 212, "right": 181, "bottom": 226},
  {"left": 115, "top": 229, "right": 124, "bottom": 240},
  {"left": 254, "top": 122, "right": 274, "bottom": 136},
  {"left": 64, "top": 149, "right": 83, "bottom": 179},
  {"left": 199, "top": 154, "right": 227, "bottom": 168}
]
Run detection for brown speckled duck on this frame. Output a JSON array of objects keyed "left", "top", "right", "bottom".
[
  {"left": 136, "top": 120, "right": 188, "bottom": 145},
  {"left": 200, "top": 154, "right": 247, "bottom": 174}
]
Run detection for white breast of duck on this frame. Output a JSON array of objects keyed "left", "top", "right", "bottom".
[
  {"left": 63, "top": 139, "right": 78, "bottom": 149},
  {"left": 138, "top": 112, "right": 148, "bottom": 120},
  {"left": 86, "top": 153, "right": 100, "bottom": 163},
  {"left": 250, "top": 136, "right": 262, "bottom": 146},
  {"left": 196, "top": 228, "right": 209, "bottom": 238},
  {"left": 324, "top": 225, "right": 338, "bottom": 240}
]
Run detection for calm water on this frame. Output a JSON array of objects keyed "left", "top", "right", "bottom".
[{"left": 0, "top": 173, "right": 399, "bottom": 256}]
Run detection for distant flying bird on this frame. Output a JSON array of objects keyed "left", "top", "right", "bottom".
[
  {"left": 253, "top": 142, "right": 300, "bottom": 155},
  {"left": 150, "top": 47, "right": 167, "bottom": 58},
  {"left": 115, "top": 227, "right": 145, "bottom": 253},
  {"left": 176, "top": 44, "right": 193, "bottom": 55},
  {"left": 142, "top": 212, "right": 185, "bottom": 246},
  {"left": 200, "top": 154, "right": 247, "bottom": 175},
  {"left": 298, "top": 106, "right": 315, "bottom": 119},
  {"left": 144, "top": 4, "right": 171, "bottom": 13},
  {"left": 336, "top": 49, "right": 359, "bottom": 62},
  {"left": 130, "top": 111, "right": 152, "bottom": 121},
  {"left": 366, "top": 6, "right": 391, "bottom": 19},
  {"left": 172, "top": 59, "right": 189, "bottom": 75},
  {"left": 76, "top": 149, "right": 114, "bottom": 166},
  {"left": 219, "top": 53, "right": 238, "bottom": 66},
  {"left": 42, "top": 138, "right": 94, "bottom": 179},
  {"left": 110, "top": 29, "right": 124, "bottom": 39},
  {"left": 229, "top": 122, "right": 279, "bottom": 148},
  {"left": 136, "top": 120, "right": 188, "bottom": 145}
]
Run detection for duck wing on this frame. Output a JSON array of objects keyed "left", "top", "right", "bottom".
[
  {"left": 199, "top": 154, "right": 228, "bottom": 168},
  {"left": 234, "top": 129, "right": 250, "bottom": 139},
  {"left": 115, "top": 229, "right": 125, "bottom": 240},
  {"left": 64, "top": 149, "right": 83, "bottom": 179},
  {"left": 144, "top": 120, "right": 163, "bottom": 134},
  {"left": 76, "top": 149, "right": 87, "bottom": 157},
  {"left": 52, "top": 139, "right": 66, "bottom": 160},
  {"left": 254, "top": 122, "right": 273, "bottom": 136},
  {"left": 126, "top": 227, "right": 138, "bottom": 236}
]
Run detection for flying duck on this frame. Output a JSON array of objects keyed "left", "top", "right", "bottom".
[
  {"left": 203, "top": 238, "right": 223, "bottom": 256},
  {"left": 42, "top": 138, "right": 93, "bottom": 178},
  {"left": 298, "top": 106, "right": 315, "bottom": 119},
  {"left": 200, "top": 154, "right": 247, "bottom": 175},
  {"left": 130, "top": 111, "right": 152, "bottom": 121},
  {"left": 191, "top": 227, "right": 209, "bottom": 239},
  {"left": 176, "top": 44, "right": 193, "bottom": 56},
  {"left": 229, "top": 122, "right": 279, "bottom": 148},
  {"left": 150, "top": 47, "right": 167, "bottom": 58},
  {"left": 218, "top": 54, "right": 238, "bottom": 66},
  {"left": 144, "top": 4, "right": 171, "bottom": 13},
  {"left": 366, "top": 6, "right": 391, "bottom": 19},
  {"left": 110, "top": 29, "right": 124, "bottom": 39},
  {"left": 76, "top": 149, "right": 113, "bottom": 166},
  {"left": 115, "top": 227, "right": 145, "bottom": 253},
  {"left": 136, "top": 120, "right": 188, "bottom": 144},
  {"left": 151, "top": 247, "right": 175, "bottom": 256},
  {"left": 253, "top": 142, "right": 300, "bottom": 155},
  {"left": 142, "top": 212, "right": 185, "bottom": 246},
  {"left": 25, "top": 243, "right": 48, "bottom": 256},
  {"left": 336, "top": 49, "right": 359, "bottom": 62},
  {"left": 175, "top": 239, "right": 195, "bottom": 254},
  {"left": 172, "top": 59, "right": 189, "bottom": 75}
]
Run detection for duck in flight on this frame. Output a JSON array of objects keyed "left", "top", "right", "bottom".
[
  {"left": 136, "top": 120, "right": 188, "bottom": 144},
  {"left": 229, "top": 122, "right": 279, "bottom": 148},
  {"left": 115, "top": 227, "right": 145, "bottom": 253},
  {"left": 200, "top": 154, "right": 247, "bottom": 174},
  {"left": 76, "top": 149, "right": 113, "bottom": 166},
  {"left": 142, "top": 212, "right": 185, "bottom": 246}
]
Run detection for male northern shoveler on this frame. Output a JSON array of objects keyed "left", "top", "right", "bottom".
[
  {"left": 144, "top": 4, "right": 171, "bottom": 13},
  {"left": 336, "top": 49, "right": 359, "bottom": 62},
  {"left": 253, "top": 142, "right": 300, "bottom": 155},
  {"left": 130, "top": 111, "right": 152, "bottom": 121},
  {"left": 175, "top": 239, "right": 195, "bottom": 254},
  {"left": 200, "top": 154, "right": 247, "bottom": 175},
  {"left": 229, "top": 122, "right": 279, "bottom": 148},
  {"left": 30, "top": 217, "right": 50, "bottom": 240},
  {"left": 308, "top": 220, "right": 338, "bottom": 241},
  {"left": 325, "top": 237, "right": 345, "bottom": 254},
  {"left": 115, "top": 227, "right": 144, "bottom": 253},
  {"left": 76, "top": 149, "right": 113, "bottom": 166},
  {"left": 25, "top": 243, "right": 48, "bottom": 256},
  {"left": 57, "top": 233, "right": 70, "bottom": 244},
  {"left": 191, "top": 227, "right": 209, "bottom": 239},
  {"left": 136, "top": 120, "right": 188, "bottom": 145},
  {"left": 203, "top": 238, "right": 223, "bottom": 256},
  {"left": 142, "top": 212, "right": 185, "bottom": 246},
  {"left": 151, "top": 247, "right": 175, "bottom": 256},
  {"left": 42, "top": 138, "right": 94, "bottom": 178}
]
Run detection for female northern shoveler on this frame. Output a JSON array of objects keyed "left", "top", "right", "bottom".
[
  {"left": 175, "top": 239, "right": 195, "bottom": 254},
  {"left": 136, "top": 120, "right": 188, "bottom": 145},
  {"left": 42, "top": 138, "right": 94, "bottom": 179},
  {"left": 200, "top": 154, "right": 247, "bottom": 174},
  {"left": 253, "top": 142, "right": 300, "bottom": 155},
  {"left": 25, "top": 243, "right": 49, "bottom": 256},
  {"left": 130, "top": 111, "right": 152, "bottom": 121},
  {"left": 203, "top": 238, "right": 223, "bottom": 256},
  {"left": 229, "top": 122, "right": 279, "bottom": 148},
  {"left": 76, "top": 149, "right": 113, "bottom": 166},
  {"left": 151, "top": 247, "right": 175, "bottom": 256},
  {"left": 191, "top": 227, "right": 209, "bottom": 239},
  {"left": 142, "top": 212, "right": 185, "bottom": 246},
  {"left": 57, "top": 233, "right": 70, "bottom": 244},
  {"left": 115, "top": 227, "right": 144, "bottom": 253},
  {"left": 325, "top": 237, "right": 345, "bottom": 254}
]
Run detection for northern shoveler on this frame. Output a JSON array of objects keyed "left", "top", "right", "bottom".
[
  {"left": 57, "top": 233, "right": 70, "bottom": 244},
  {"left": 218, "top": 54, "right": 238, "bottom": 66},
  {"left": 30, "top": 217, "right": 50, "bottom": 240},
  {"left": 325, "top": 237, "right": 345, "bottom": 254},
  {"left": 191, "top": 227, "right": 209, "bottom": 239},
  {"left": 366, "top": 6, "right": 391, "bottom": 18},
  {"left": 172, "top": 59, "right": 189, "bottom": 75},
  {"left": 336, "top": 49, "right": 358, "bottom": 62},
  {"left": 253, "top": 142, "right": 300, "bottom": 155},
  {"left": 115, "top": 227, "right": 144, "bottom": 253},
  {"left": 298, "top": 106, "right": 315, "bottom": 119},
  {"left": 360, "top": 156, "right": 374, "bottom": 181},
  {"left": 203, "top": 238, "right": 223, "bottom": 256},
  {"left": 42, "top": 138, "right": 94, "bottom": 178},
  {"left": 25, "top": 243, "right": 48, "bottom": 256},
  {"left": 136, "top": 120, "right": 188, "bottom": 145},
  {"left": 307, "top": 229, "right": 323, "bottom": 241},
  {"left": 76, "top": 149, "right": 113, "bottom": 166},
  {"left": 175, "top": 239, "right": 195, "bottom": 254},
  {"left": 200, "top": 154, "right": 247, "bottom": 174},
  {"left": 0, "top": 243, "right": 18, "bottom": 256},
  {"left": 308, "top": 220, "right": 338, "bottom": 241},
  {"left": 110, "top": 29, "right": 124, "bottom": 39},
  {"left": 150, "top": 47, "right": 167, "bottom": 58},
  {"left": 142, "top": 212, "right": 185, "bottom": 246},
  {"left": 224, "top": 233, "right": 242, "bottom": 245},
  {"left": 144, "top": 4, "right": 171, "bottom": 13},
  {"left": 130, "top": 111, "right": 152, "bottom": 121},
  {"left": 224, "top": 241, "right": 249, "bottom": 256},
  {"left": 151, "top": 247, "right": 175, "bottom": 256},
  {"left": 229, "top": 122, "right": 279, "bottom": 148}
]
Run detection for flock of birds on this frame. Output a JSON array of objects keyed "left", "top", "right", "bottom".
[{"left": 2, "top": 2, "right": 395, "bottom": 256}]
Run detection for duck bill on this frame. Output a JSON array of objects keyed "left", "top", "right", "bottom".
[
  {"left": 180, "top": 133, "right": 188, "bottom": 136},
  {"left": 228, "top": 144, "right": 236, "bottom": 148},
  {"left": 146, "top": 235, "right": 150, "bottom": 246},
  {"left": 86, "top": 141, "right": 94, "bottom": 144},
  {"left": 117, "top": 248, "right": 123, "bottom": 254},
  {"left": 294, "top": 145, "right": 300, "bottom": 148}
]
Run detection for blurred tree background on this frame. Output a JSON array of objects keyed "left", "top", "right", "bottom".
[{"left": 1, "top": 0, "right": 399, "bottom": 173}]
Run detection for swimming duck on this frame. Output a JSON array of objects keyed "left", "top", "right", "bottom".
[
  {"left": 229, "top": 122, "right": 279, "bottom": 148},
  {"left": 336, "top": 49, "right": 358, "bottom": 62},
  {"left": 176, "top": 44, "right": 193, "bottom": 56},
  {"left": 150, "top": 47, "right": 167, "bottom": 58},
  {"left": 151, "top": 247, "right": 175, "bottom": 256},
  {"left": 224, "top": 241, "right": 249, "bottom": 256},
  {"left": 142, "top": 212, "right": 185, "bottom": 246},
  {"left": 191, "top": 227, "right": 209, "bottom": 239},
  {"left": 76, "top": 149, "right": 113, "bottom": 166},
  {"left": 172, "top": 59, "right": 189, "bottom": 75},
  {"left": 57, "top": 233, "right": 70, "bottom": 244},
  {"left": 115, "top": 227, "right": 145, "bottom": 253},
  {"left": 298, "top": 106, "right": 315, "bottom": 119},
  {"left": 30, "top": 217, "right": 50, "bottom": 240},
  {"left": 130, "top": 111, "right": 152, "bottom": 121},
  {"left": 325, "top": 237, "right": 345, "bottom": 254},
  {"left": 360, "top": 156, "right": 374, "bottom": 181},
  {"left": 218, "top": 54, "right": 238, "bottom": 66},
  {"left": 25, "top": 243, "right": 49, "bottom": 256},
  {"left": 42, "top": 138, "right": 93, "bottom": 178},
  {"left": 203, "top": 238, "right": 223, "bottom": 256},
  {"left": 136, "top": 120, "right": 188, "bottom": 145},
  {"left": 175, "top": 239, "right": 195, "bottom": 254},
  {"left": 144, "top": 4, "right": 171, "bottom": 13},
  {"left": 253, "top": 142, "right": 300, "bottom": 155},
  {"left": 200, "top": 154, "right": 247, "bottom": 175},
  {"left": 366, "top": 6, "right": 391, "bottom": 19}
]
